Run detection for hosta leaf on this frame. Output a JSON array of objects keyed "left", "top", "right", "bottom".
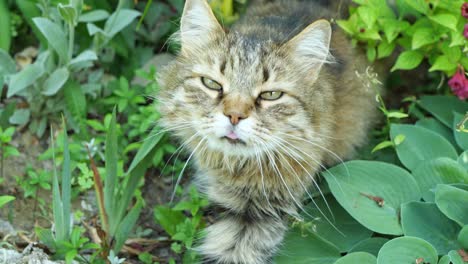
[
  {"left": 416, "top": 118, "right": 458, "bottom": 147},
  {"left": 401, "top": 202, "right": 461, "bottom": 254},
  {"left": 323, "top": 160, "right": 421, "bottom": 235},
  {"left": 454, "top": 112, "right": 468, "bottom": 150},
  {"left": 349, "top": 238, "right": 389, "bottom": 256},
  {"left": 412, "top": 157, "right": 468, "bottom": 202},
  {"left": 458, "top": 225, "right": 468, "bottom": 248},
  {"left": 275, "top": 227, "right": 340, "bottom": 264},
  {"left": 459, "top": 151, "right": 468, "bottom": 170},
  {"left": 435, "top": 184, "right": 468, "bottom": 226},
  {"left": 376, "top": 236, "right": 438, "bottom": 264},
  {"left": 333, "top": 252, "right": 376, "bottom": 264},
  {"left": 418, "top": 96, "right": 468, "bottom": 128},
  {"left": 390, "top": 124, "right": 458, "bottom": 170},
  {"left": 304, "top": 195, "right": 372, "bottom": 253}
]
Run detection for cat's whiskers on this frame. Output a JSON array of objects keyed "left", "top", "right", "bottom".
[
  {"left": 266, "top": 136, "right": 345, "bottom": 234},
  {"left": 171, "top": 135, "right": 208, "bottom": 202},
  {"left": 255, "top": 137, "right": 306, "bottom": 219},
  {"left": 252, "top": 142, "right": 274, "bottom": 210}
]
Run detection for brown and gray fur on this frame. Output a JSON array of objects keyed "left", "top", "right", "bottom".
[{"left": 157, "top": 0, "right": 378, "bottom": 263}]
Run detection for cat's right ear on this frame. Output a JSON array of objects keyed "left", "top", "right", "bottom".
[{"left": 180, "top": 0, "right": 224, "bottom": 54}]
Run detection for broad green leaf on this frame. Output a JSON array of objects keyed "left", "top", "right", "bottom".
[
  {"left": 458, "top": 225, "right": 468, "bottom": 248},
  {"left": 447, "top": 250, "right": 466, "bottom": 264},
  {"left": 358, "top": 6, "right": 377, "bottom": 28},
  {"left": 418, "top": 96, "right": 468, "bottom": 128},
  {"left": 333, "top": 252, "right": 376, "bottom": 264},
  {"left": 324, "top": 160, "right": 421, "bottom": 235},
  {"left": 349, "top": 238, "right": 389, "bottom": 256},
  {"left": 459, "top": 151, "right": 468, "bottom": 170},
  {"left": 69, "top": 50, "right": 97, "bottom": 70},
  {"left": 376, "top": 236, "right": 438, "bottom": 264},
  {"left": 105, "top": 108, "right": 118, "bottom": 231},
  {"left": 9, "top": 109, "right": 30, "bottom": 125},
  {"left": 86, "top": 23, "right": 106, "bottom": 36},
  {"left": 416, "top": 118, "right": 457, "bottom": 148},
  {"left": 304, "top": 195, "right": 373, "bottom": 253},
  {"left": 32, "top": 18, "right": 68, "bottom": 62},
  {"left": 412, "top": 28, "right": 438, "bottom": 49},
  {"left": 42, "top": 67, "right": 69, "bottom": 96},
  {"left": 439, "top": 255, "right": 450, "bottom": 264},
  {"left": 377, "top": 40, "right": 395, "bottom": 59},
  {"left": 429, "top": 55, "right": 457, "bottom": 72},
  {"left": 391, "top": 50, "right": 424, "bottom": 71},
  {"left": 412, "top": 157, "right": 468, "bottom": 202},
  {"left": 405, "top": 0, "right": 429, "bottom": 14},
  {"left": 454, "top": 112, "right": 468, "bottom": 150},
  {"left": 104, "top": 9, "right": 140, "bottom": 38},
  {"left": 379, "top": 19, "right": 409, "bottom": 43},
  {"left": 275, "top": 227, "right": 340, "bottom": 264},
  {"left": 401, "top": 202, "right": 461, "bottom": 254},
  {"left": 0, "top": 195, "right": 15, "bottom": 208},
  {"left": 154, "top": 206, "right": 185, "bottom": 237},
  {"left": 435, "top": 184, "right": 468, "bottom": 226},
  {"left": 7, "top": 63, "right": 44, "bottom": 97},
  {"left": 79, "top": 10, "right": 109, "bottom": 22},
  {"left": 428, "top": 14, "right": 458, "bottom": 30},
  {"left": 0, "top": 49, "right": 15, "bottom": 75},
  {"left": 390, "top": 124, "right": 458, "bottom": 170}
]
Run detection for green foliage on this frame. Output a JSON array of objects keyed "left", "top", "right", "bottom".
[
  {"left": 338, "top": 0, "right": 467, "bottom": 77},
  {"left": 277, "top": 95, "right": 468, "bottom": 263},
  {"left": 0, "top": 0, "right": 140, "bottom": 137},
  {"left": 154, "top": 186, "right": 209, "bottom": 263},
  {"left": 0, "top": 195, "right": 15, "bottom": 209}
]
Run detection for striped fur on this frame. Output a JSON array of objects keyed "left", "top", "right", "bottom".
[{"left": 157, "top": 0, "right": 378, "bottom": 263}]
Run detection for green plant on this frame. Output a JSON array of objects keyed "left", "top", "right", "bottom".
[
  {"left": 0, "top": 126, "right": 19, "bottom": 179},
  {"left": 87, "top": 108, "right": 157, "bottom": 258},
  {"left": 36, "top": 121, "right": 99, "bottom": 264},
  {"left": 339, "top": 0, "right": 466, "bottom": 72},
  {"left": 154, "top": 186, "right": 209, "bottom": 263},
  {"left": 0, "top": 0, "right": 140, "bottom": 137},
  {"left": 274, "top": 95, "right": 468, "bottom": 264},
  {"left": 0, "top": 195, "right": 15, "bottom": 209}
]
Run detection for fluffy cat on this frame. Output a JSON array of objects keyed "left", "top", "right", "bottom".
[{"left": 157, "top": 0, "right": 378, "bottom": 263}]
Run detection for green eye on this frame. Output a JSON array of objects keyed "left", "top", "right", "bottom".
[
  {"left": 259, "top": 91, "right": 284, "bottom": 101},
  {"left": 201, "top": 77, "right": 222, "bottom": 91}
]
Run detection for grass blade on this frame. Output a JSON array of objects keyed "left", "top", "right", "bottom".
[
  {"left": 105, "top": 108, "right": 118, "bottom": 232},
  {"left": 61, "top": 119, "right": 71, "bottom": 240}
]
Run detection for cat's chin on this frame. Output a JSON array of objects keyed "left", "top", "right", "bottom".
[{"left": 205, "top": 137, "right": 258, "bottom": 158}]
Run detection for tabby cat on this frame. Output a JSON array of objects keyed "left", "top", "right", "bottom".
[{"left": 157, "top": 0, "right": 378, "bottom": 263}]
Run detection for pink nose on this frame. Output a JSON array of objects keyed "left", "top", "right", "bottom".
[{"left": 224, "top": 111, "right": 247, "bottom": 125}]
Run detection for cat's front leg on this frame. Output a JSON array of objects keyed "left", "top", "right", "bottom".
[{"left": 198, "top": 206, "right": 288, "bottom": 264}]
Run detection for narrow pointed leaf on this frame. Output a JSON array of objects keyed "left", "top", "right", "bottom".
[{"left": 105, "top": 108, "right": 118, "bottom": 229}]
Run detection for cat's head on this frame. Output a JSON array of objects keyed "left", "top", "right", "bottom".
[{"left": 158, "top": 0, "right": 334, "bottom": 158}]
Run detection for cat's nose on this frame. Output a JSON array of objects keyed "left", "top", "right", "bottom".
[{"left": 224, "top": 111, "right": 247, "bottom": 125}]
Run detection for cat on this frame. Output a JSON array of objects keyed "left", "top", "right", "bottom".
[{"left": 157, "top": 0, "right": 378, "bottom": 263}]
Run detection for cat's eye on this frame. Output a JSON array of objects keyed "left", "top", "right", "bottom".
[
  {"left": 201, "top": 77, "right": 222, "bottom": 91},
  {"left": 259, "top": 91, "right": 284, "bottom": 101}
]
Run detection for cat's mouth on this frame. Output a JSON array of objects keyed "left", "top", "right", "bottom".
[{"left": 222, "top": 136, "right": 246, "bottom": 145}]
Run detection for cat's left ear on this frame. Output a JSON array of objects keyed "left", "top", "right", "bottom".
[
  {"left": 284, "top": 20, "right": 333, "bottom": 77},
  {"left": 180, "top": 0, "right": 224, "bottom": 54}
]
